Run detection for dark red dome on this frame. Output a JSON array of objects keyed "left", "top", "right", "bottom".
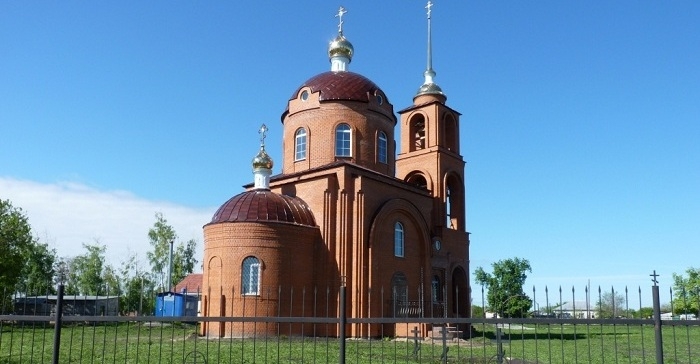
[
  {"left": 210, "top": 190, "right": 316, "bottom": 227},
  {"left": 290, "top": 71, "right": 385, "bottom": 103}
]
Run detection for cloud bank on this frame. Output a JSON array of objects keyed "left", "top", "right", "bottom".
[{"left": 0, "top": 177, "right": 213, "bottom": 271}]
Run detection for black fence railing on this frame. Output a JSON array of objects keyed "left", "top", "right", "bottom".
[
  {"left": 390, "top": 300, "right": 446, "bottom": 318},
  {"left": 1, "top": 281, "right": 699, "bottom": 364}
]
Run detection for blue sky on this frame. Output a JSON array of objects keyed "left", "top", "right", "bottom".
[{"left": 1, "top": 2, "right": 698, "bottom": 307}]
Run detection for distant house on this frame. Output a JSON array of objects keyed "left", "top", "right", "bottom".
[
  {"left": 14, "top": 295, "right": 119, "bottom": 316},
  {"left": 660, "top": 312, "right": 675, "bottom": 320},
  {"left": 173, "top": 273, "right": 202, "bottom": 295},
  {"left": 532, "top": 301, "right": 596, "bottom": 319}
]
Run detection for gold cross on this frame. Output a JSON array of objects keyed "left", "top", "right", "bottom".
[
  {"left": 259, "top": 124, "right": 268, "bottom": 146},
  {"left": 336, "top": 6, "right": 347, "bottom": 34}
]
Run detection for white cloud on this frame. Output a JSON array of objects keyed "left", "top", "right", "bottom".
[{"left": 0, "top": 177, "right": 213, "bottom": 272}]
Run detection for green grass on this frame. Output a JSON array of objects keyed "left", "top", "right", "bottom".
[{"left": 1, "top": 322, "right": 699, "bottom": 363}]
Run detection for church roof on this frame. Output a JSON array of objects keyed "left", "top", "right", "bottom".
[
  {"left": 289, "top": 71, "right": 384, "bottom": 103},
  {"left": 209, "top": 190, "right": 316, "bottom": 227}
]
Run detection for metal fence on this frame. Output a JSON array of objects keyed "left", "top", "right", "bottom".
[{"left": 1, "top": 281, "right": 699, "bottom": 364}]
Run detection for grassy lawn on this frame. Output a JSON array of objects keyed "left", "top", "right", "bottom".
[{"left": 1, "top": 321, "right": 698, "bottom": 363}]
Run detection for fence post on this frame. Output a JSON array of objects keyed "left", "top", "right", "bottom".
[
  {"left": 651, "top": 271, "right": 663, "bottom": 364},
  {"left": 52, "top": 284, "right": 65, "bottom": 364},
  {"left": 339, "top": 278, "right": 346, "bottom": 364}
]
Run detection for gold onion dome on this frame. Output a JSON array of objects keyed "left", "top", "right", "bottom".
[
  {"left": 328, "top": 34, "right": 354, "bottom": 61},
  {"left": 252, "top": 147, "right": 273, "bottom": 170}
]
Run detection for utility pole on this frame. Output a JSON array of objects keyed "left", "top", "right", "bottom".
[{"left": 166, "top": 241, "right": 174, "bottom": 292}]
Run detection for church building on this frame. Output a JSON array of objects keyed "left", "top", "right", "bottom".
[{"left": 201, "top": 4, "right": 470, "bottom": 338}]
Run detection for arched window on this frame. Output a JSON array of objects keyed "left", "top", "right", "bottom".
[
  {"left": 446, "top": 186, "right": 453, "bottom": 228},
  {"left": 410, "top": 115, "right": 426, "bottom": 151},
  {"left": 394, "top": 222, "right": 404, "bottom": 257},
  {"left": 378, "top": 131, "right": 388, "bottom": 163},
  {"left": 407, "top": 174, "right": 428, "bottom": 190},
  {"left": 242, "top": 256, "right": 261, "bottom": 295},
  {"left": 295, "top": 128, "right": 307, "bottom": 161},
  {"left": 444, "top": 115, "right": 457, "bottom": 152},
  {"left": 335, "top": 124, "right": 351, "bottom": 157},
  {"left": 445, "top": 175, "right": 463, "bottom": 230}
]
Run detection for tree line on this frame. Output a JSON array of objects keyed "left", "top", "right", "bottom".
[
  {"left": 474, "top": 257, "right": 699, "bottom": 319},
  {"left": 1, "top": 199, "right": 198, "bottom": 315}
]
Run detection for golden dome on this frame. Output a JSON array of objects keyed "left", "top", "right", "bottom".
[
  {"left": 252, "top": 147, "right": 273, "bottom": 170},
  {"left": 328, "top": 34, "right": 354, "bottom": 61}
]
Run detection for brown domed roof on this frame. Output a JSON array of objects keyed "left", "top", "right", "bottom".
[
  {"left": 209, "top": 190, "right": 316, "bottom": 227},
  {"left": 289, "top": 71, "right": 385, "bottom": 103}
]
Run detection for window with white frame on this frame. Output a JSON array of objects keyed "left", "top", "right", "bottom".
[
  {"left": 378, "top": 131, "right": 387, "bottom": 163},
  {"left": 335, "top": 124, "right": 351, "bottom": 157},
  {"left": 295, "top": 128, "right": 307, "bottom": 161},
  {"left": 394, "top": 222, "right": 404, "bottom": 257},
  {"left": 242, "top": 256, "right": 261, "bottom": 295}
]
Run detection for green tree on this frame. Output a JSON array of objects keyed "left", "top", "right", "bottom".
[
  {"left": 0, "top": 199, "right": 35, "bottom": 304},
  {"left": 474, "top": 257, "right": 532, "bottom": 318},
  {"left": 471, "top": 305, "right": 485, "bottom": 318},
  {"left": 118, "top": 251, "right": 156, "bottom": 315},
  {"left": 172, "top": 238, "right": 198, "bottom": 286},
  {"left": 632, "top": 307, "right": 654, "bottom": 319},
  {"left": 596, "top": 289, "right": 626, "bottom": 318},
  {"left": 102, "top": 264, "right": 121, "bottom": 296},
  {"left": 672, "top": 267, "right": 700, "bottom": 315},
  {"left": 146, "top": 212, "right": 198, "bottom": 291},
  {"left": 147, "top": 212, "right": 177, "bottom": 290},
  {"left": 67, "top": 242, "right": 106, "bottom": 295},
  {"left": 17, "top": 241, "right": 57, "bottom": 294}
]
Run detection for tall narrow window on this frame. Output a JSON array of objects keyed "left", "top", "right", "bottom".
[
  {"left": 295, "top": 128, "right": 307, "bottom": 161},
  {"left": 431, "top": 275, "right": 443, "bottom": 302},
  {"left": 394, "top": 222, "right": 404, "bottom": 257},
  {"left": 414, "top": 120, "right": 425, "bottom": 150},
  {"left": 446, "top": 186, "right": 453, "bottom": 229},
  {"left": 378, "top": 131, "right": 388, "bottom": 163},
  {"left": 444, "top": 115, "right": 457, "bottom": 152},
  {"left": 391, "top": 272, "right": 408, "bottom": 317},
  {"left": 445, "top": 176, "right": 462, "bottom": 230},
  {"left": 242, "top": 256, "right": 261, "bottom": 295},
  {"left": 335, "top": 124, "right": 351, "bottom": 157}
]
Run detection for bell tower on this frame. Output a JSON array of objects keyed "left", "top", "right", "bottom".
[{"left": 395, "top": 1, "right": 466, "bottom": 235}]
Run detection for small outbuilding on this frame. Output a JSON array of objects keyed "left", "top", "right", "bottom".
[
  {"left": 155, "top": 291, "right": 198, "bottom": 317},
  {"left": 14, "top": 295, "right": 119, "bottom": 316}
]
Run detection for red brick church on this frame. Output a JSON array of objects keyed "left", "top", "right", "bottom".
[{"left": 201, "top": 4, "right": 470, "bottom": 338}]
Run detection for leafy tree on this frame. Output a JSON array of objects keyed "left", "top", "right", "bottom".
[
  {"left": 146, "top": 212, "right": 198, "bottom": 291},
  {"left": 172, "top": 238, "right": 198, "bottom": 286},
  {"left": 672, "top": 267, "right": 700, "bottom": 315},
  {"left": 596, "top": 289, "right": 626, "bottom": 318},
  {"left": 66, "top": 242, "right": 106, "bottom": 295},
  {"left": 474, "top": 258, "right": 532, "bottom": 318},
  {"left": 102, "top": 264, "right": 121, "bottom": 296},
  {"left": 147, "top": 212, "right": 177, "bottom": 290},
  {"left": 631, "top": 307, "right": 654, "bottom": 319},
  {"left": 471, "top": 305, "right": 485, "bottom": 318},
  {"left": 118, "top": 251, "right": 156, "bottom": 315},
  {"left": 0, "top": 199, "right": 35, "bottom": 304},
  {"left": 17, "top": 241, "right": 57, "bottom": 295}
]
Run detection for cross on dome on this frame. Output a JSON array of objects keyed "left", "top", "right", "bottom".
[
  {"left": 328, "top": 6, "right": 353, "bottom": 71},
  {"left": 416, "top": 0, "right": 444, "bottom": 97},
  {"left": 336, "top": 6, "right": 347, "bottom": 35},
  {"left": 259, "top": 123, "right": 268, "bottom": 147}
]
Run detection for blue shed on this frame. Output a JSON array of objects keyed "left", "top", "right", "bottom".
[{"left": 155, "top": 291, "right": 198, "bottom": 317}]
